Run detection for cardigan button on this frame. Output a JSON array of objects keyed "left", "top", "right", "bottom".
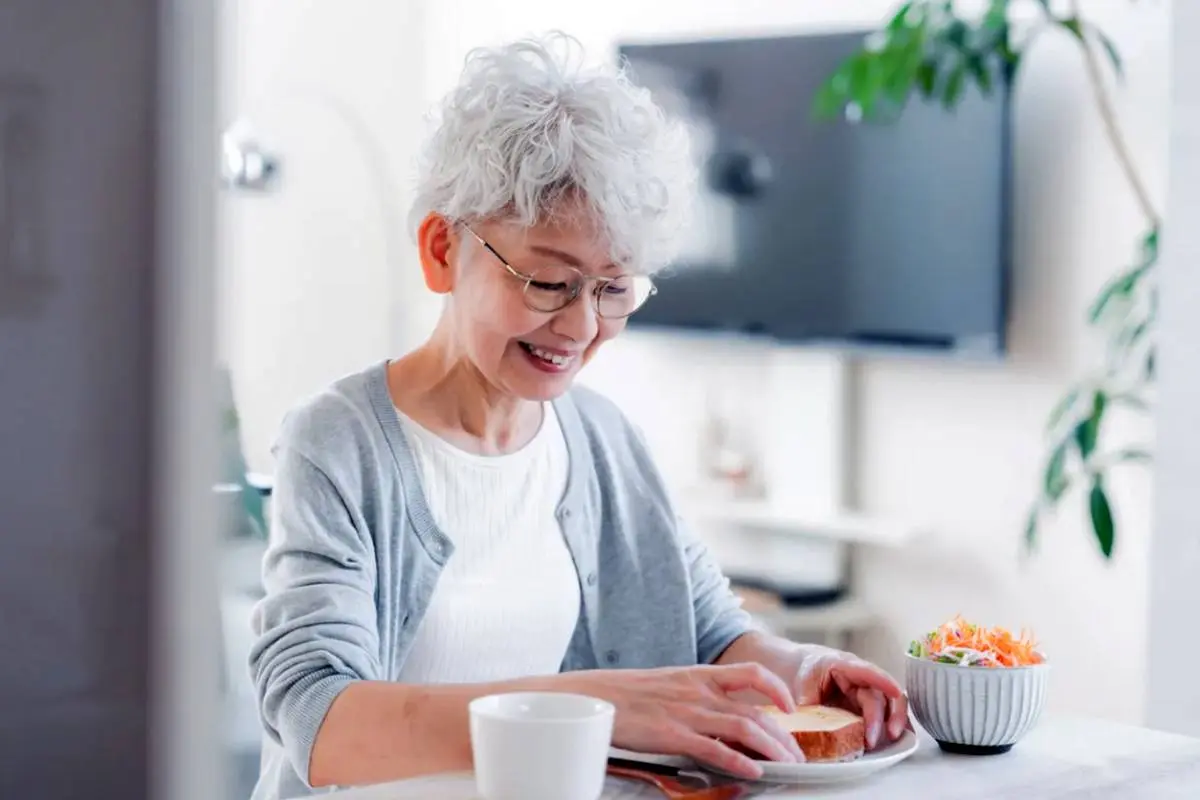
[
  {"left": 604, "top": 650, "right": 620, "bottom": 665},
  {"left": 586, "top": 572, "right": 597, "bottom": 587}
]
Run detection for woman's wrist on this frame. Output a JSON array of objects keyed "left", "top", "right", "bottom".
[{"left": 715, "top": 632, "right": 853, "bottom": 703}]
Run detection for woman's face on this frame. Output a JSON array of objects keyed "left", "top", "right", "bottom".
[{"left": 420, "top": 212, "right": 630, "bottom": 402}]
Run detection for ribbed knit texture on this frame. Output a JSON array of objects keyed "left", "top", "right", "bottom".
[{"left": 394, "top": 405, "right": 580, "bottom": 683}]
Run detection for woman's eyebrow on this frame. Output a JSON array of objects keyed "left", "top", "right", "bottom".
[
  {"left": 528, "top": 244, "right": 621, "bottom": 274},
  {"left": 527, "top": 244, "right": 584, "bottom": 265}
]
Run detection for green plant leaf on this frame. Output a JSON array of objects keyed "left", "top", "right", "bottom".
[
  {"left": 1088, "top": 479, "right": 1115, "bottom": 559},
  {"left": 1059, "top": 16, "right": 1085, "bottom": 41},
  {"left": 1142, "top": 228, "right": 1160, "bottom": 260},
  {"left": 1000, "top": 42, "right": 1022, "bottom": 82},
  {"left": 1044, "top": 440, "right": 1070, "bottom": 501},
  {"left": 1089, "top": 228, "right": 1159, "bottom": 325},
  {"left": 849, "top": 53, "right": 877, "bottom": 112},
  {"left": 1074, "top": 391, "right": 1107, "bottom": 461},
  {"left": 945, "top": 18, "right": 970, "bottom": 50},
  {"left": 1115, "top": 320, "right": 1151, "bottom": 352},
  {"left": 984, "top": 1, "right": 1008, "bottom": 32},
  {"left": 881, "top": 44, "right": 922, "bottom": 106},
  {"left": 1095, "top": 28, "right": 1124, "bottom": 80},
  {"left": 1046, "top": 385, "right": 1082, "bottom": 433},
  {"left": 887, "top": 1, "right": 917, "bottom": 32},
  {"left": 1088, "top": 267, "right": 1146, "bottom": 323},
  {"left": 1111, "top": 447, "right": 1153, "bottom": 464},
  {"left": 1024, "top": 508, "right": 1039, "bottom": 552},
  {"left": 916, "top": 59, "right": 938, "bottom": 97},
  {"left": 812, "top": 82, "right": 844, "bottom": 119},
  {"left": 967, "top": 53, "right": 992, "bottom": 94},
  {"left": 943, "top": 62, "right": 967, "bottom": 107},
  {"left": 812, "top": 61, "right": 859, "bottom": 119}
]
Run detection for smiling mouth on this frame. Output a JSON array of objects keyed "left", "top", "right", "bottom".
[{"left": 519, "top": 341, "right": 577, "bottom": 369}]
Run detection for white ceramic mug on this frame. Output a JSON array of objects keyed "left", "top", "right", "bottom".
[{"left": 469, "top": 691, "right": 615, "bottom": 800}]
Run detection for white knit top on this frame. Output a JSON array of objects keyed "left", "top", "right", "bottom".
[{"left": 393, "top": 404, "right": 581, "bottom": 684}]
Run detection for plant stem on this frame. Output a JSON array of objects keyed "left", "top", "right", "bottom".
[{"left": 1068, "top": 0, "right": 1161, "bottom": 229}]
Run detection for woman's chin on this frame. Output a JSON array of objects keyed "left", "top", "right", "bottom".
[{"left": 514, "top": 374, "right": 576, "bottom": 402}]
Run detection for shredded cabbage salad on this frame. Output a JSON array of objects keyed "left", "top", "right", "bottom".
[{"left": 908, "top": 615, "right": 1045, "bottom": 667}]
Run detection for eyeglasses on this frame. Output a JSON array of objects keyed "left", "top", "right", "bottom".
[{"left": 464, "top": 227, "right": 657, "bottom": 319}]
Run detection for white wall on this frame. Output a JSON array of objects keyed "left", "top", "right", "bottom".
[
  {"left": 416, "top": 1, "right": 1169, "bottom": 724},
  {"left": 218, "top": 0, "right": 427, "bottom": 471},
  {"left": 1147, "top": 0, "right": 1200, "bottom": 737}
]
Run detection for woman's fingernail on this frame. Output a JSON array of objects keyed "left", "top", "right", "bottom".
[{"left": 869, "top": 720, "right": 882, "bottom": 749}]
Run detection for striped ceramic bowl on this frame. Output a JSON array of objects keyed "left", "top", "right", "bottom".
[{"left": 905, "top": 653, "right": 1049, "bottom": 755}]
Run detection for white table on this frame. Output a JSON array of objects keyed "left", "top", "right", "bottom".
[{"left": 313, "top": 717, "right": 1200, "bottom": 799}]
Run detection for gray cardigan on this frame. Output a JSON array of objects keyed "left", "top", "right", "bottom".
[{"left": 249, "top": 362, "right": 753, "bottom": 799}]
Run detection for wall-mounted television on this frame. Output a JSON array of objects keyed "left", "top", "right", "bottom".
[{"left": 619, "top": 30, "right": 1013, "bottom": 358}]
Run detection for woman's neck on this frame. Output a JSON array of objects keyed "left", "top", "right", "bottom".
[{"left": 388, "top": 343, "right": 543, "bottom": 456}]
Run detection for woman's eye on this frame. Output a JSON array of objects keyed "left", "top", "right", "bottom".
[
  {"left": 530, "top": 280, "right": 569, "bottom": 292},
  {"left": 602, "top": 283, "right": 628, "bottom": 295}
]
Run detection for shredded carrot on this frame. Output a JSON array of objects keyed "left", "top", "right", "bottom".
[{"left": 909, "top": 614, "right": 1045, "bottom": 667}]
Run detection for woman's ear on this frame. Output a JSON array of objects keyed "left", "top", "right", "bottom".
[{"left": 417, "top": 213, "right": 457, "bottom": 294}]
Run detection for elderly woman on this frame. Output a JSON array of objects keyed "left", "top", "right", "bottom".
[{"left": 250, "top": 34, "right": 907, "bottom": 800}]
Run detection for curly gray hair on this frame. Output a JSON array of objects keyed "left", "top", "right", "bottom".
[{"left": 409, "top": 32, "right": 696, "bottom": 275}]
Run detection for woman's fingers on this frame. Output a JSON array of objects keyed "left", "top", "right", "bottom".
[
  {"left": 854, "top": 687, "right": 886, "bottom": 750},
  {"left": 828, "top": 658, "right": 904, "bottom": 700},
  {"left": 709, "top": 662, "right": 796, "bottom": 713},
  {"left": 746, "top": 704, "right": 806, "bottom": 762},
  {"left": 887, "top": 693, "right": 910, "bottom": 740},
  {"left": 672, "top": 729, "right": 764, "bottom": 780},
  {"left": 815, "top": 656, "right": 906, "bottom": 748},
  {"left": 827, "top": 659, "right": 907, "bottom": 745},
  {"left": 692, "top": 703, "right": 804, "bottom": 763}
]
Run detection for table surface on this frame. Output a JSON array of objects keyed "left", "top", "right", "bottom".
[{"left": 311, "top": 716, "right": 1200, "bottom": 800}]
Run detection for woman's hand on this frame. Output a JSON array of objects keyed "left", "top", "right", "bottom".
[
  {"left": 562, "top": 663, "right": 806, "bottom": 779},
  {"left": 792, "top": 645, "right": 910, "bottom": 751}
]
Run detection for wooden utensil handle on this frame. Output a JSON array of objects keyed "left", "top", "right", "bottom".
[{"left": 606, "top": 763, "right": 740, "bottom": 799}]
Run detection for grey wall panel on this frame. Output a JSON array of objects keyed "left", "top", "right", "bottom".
[{"left": 0, "top": 1, "right": 157, "bottom": 796}]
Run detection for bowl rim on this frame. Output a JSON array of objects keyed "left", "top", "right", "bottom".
[{"left": 903, "top": 651, "right": 1051, "bottom": 672}]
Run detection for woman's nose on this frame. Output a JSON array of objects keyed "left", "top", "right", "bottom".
[{"left": 550, "top": 287, "right": 601, "bottom": 342}]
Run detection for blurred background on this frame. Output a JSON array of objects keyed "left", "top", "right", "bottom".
[{"left": 4, "top": 1, "right": 1200, "bottom": 799}]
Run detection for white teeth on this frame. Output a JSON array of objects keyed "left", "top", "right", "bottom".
[{"left": 527, "top": 345, "right": 573, "bottom": 367}]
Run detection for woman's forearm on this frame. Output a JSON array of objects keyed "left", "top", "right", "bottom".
[
  {"left": 308, "top": 673, "right": 582, "bottom": 788},
  {"left": 720, "top": 631, "right": 811, "bottom": 667},
  {"left": 309, "top": 681, "right": 471, "bottom": 788},
  {"left": 715, "top": 631, "right": 816, "bottom": 701}
]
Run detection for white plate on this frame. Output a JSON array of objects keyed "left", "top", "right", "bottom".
[
  {"left": 612, "top": 729, "right": 920, "bottom": 787},
  {"left": 608, "top": 746, "right": 692, "bottom": 769}
]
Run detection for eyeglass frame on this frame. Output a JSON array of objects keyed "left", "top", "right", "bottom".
[{"left": 462, "top": 226, "right": 658, "bottom": 319}]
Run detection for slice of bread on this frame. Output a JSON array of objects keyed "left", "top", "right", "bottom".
[{"left": 746, "top": 705, "right": 866, "bottom": 763}]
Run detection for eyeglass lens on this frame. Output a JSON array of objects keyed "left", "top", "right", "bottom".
[{"left": 523, "top": 264, "right": 654, "bottom": 318}]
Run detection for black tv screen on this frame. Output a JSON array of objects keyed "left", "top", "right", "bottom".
[{"left": 619, "top": 31, "right": 1012, "bottom": 357}]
